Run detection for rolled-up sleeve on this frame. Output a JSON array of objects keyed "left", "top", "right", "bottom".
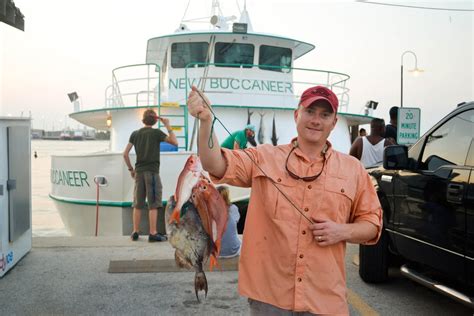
[
  {"left": 351, "top": 165, "right": 383, "bottom": 245},
  {"left": 209, "top": 148, "right": 258, "bottom": 188}
]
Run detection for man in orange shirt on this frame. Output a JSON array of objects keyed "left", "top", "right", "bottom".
[{"left": 187, "top": 85, "right": 382, "bottom": 315}]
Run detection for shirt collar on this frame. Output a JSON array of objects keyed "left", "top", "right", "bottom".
[{"left": 290, "top": 138, "right": 333, "bottom": 162}]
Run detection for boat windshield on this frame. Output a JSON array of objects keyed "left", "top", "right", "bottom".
[
  {"left": 215, "top": 42, "right": 254, "bottom": 68},
  {"left": 259, "top": 45, "right": 292, "bottom": 72},
  {"left": 171, "top": 42, "right": 209, "bottom": 68}
]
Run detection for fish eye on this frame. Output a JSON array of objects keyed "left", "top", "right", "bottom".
[{"left": 203, "top": 186, "right": 207, "bottom": 190}]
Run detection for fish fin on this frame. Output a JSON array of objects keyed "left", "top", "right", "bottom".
[
  {"left": 174, "top": 250, "right": 192, "bottom": 269},
  {"left": 209, "top": 254, "right": 221, "bottom": 272},
  {"left": 215, "top": 239, "right": 221, "bottom": 257},
  {"left": 168, "top": 208, "right": 180, "bottom": 224},
  {"left": 194, "top": 271, "right": 208, "bottom": 302}
]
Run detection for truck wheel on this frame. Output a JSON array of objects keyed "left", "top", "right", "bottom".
[{"left": 359, "top": 229, "right": 389, "bottom": 283}]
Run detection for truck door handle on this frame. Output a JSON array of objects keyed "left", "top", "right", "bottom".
[{"left": 446, "top": 183, "right": 463, "bottom": 204}]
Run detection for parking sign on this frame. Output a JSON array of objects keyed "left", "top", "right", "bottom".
[{"left": 397, "top": 107, "right": 421, "bottom": 145}]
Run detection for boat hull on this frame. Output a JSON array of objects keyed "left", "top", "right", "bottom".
[{"left": 50, "top": 151, "right": 250, "bottom": 236}]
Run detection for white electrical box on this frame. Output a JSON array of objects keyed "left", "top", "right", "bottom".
[{"left": 0, "top": 117, "right": 32, "bottom": 277}]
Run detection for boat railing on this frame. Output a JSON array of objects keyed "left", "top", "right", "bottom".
[
  {"left": 184, "top": 62, "right": 351, "bottom": 112},
  {"left": 102, "top": 62, "right": 351, "bottom": 151},
  {"left": 106, "top": 63, "right": 161, "bottom": 108},
  {"left": 104, "top": 62, "right": 350, "bottom": 111}
]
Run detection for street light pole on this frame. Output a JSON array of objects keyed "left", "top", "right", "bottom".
[
  {"left": 401, "top": 61, "right": 404, "bottom": 108},
  {"left": 400, "top": 50, "right": 423, "bottom": 108}
]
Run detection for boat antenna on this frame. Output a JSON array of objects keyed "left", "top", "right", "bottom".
[{"left": 181, "top": 0, "right": 192, "bottom": 24}]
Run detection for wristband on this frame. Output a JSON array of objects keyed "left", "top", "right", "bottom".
[{"left": 128, "top": 168, "right": 133, "bottom": 171}]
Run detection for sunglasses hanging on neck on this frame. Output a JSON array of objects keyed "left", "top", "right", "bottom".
[{"left": 285, "top": 144, "right": 327, "bottom": 182}]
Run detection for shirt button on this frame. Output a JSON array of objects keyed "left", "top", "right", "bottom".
[
  {"left": 277, "top": 178, "right": 282, "bottom": 182},
  {"left": 299, "top": 254, "right": 304, "bottom": 259},
  {"left": 302, "top": 230, "right": 306, "bottom": 235},
  {"left": 341, "top": 188, "right": 345, "bottom": 193},
  {"left": 297, "top": 277, "right": 302, "bottom": 282},
  {"left": 304, "top": 207, "right": 309, "bottom": 212},
  {"left": 308, "top": 185, "right": 312, "bottom": 189}
]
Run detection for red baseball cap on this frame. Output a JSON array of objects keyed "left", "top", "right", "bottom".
[{"left": 299, "top": 86, "right": 338, "bottom": 113}]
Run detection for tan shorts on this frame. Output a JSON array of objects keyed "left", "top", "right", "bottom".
[{"left": 133, "top": 171, "right": 163, "bottom": 210}]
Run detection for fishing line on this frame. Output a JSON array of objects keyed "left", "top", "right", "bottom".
[
  {"left": 194, "top": 89, "right": 314, "bottom": 224},
  {"left": 190, "top": 35, "right": 216, "bottom": 153}
]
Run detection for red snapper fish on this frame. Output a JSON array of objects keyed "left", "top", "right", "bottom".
[
  {"left": 191, "top": 177, "right": 228, "bottom": 270},
  {"left": 169, "top": 155, "right": 209, "bottom": 223}
]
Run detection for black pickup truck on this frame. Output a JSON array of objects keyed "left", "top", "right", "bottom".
[{"left": 359, "top": 102, "right": 474, "bottom": 306}]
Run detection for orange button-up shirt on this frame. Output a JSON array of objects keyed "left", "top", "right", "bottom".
[{"left": 212, "top": 140, "right": 382, "bottom": 315}]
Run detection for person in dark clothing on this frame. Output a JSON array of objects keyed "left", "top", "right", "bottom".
[
  {"left": 385, "top": 106, "right": 399, "bottom": 144},
  {"left": 123, "top": 109, "right": 178, "bottom": 242}
]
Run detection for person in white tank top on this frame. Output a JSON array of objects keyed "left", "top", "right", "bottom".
[{"left": 349, "top": 118, "right": 395, "bottom": 168}]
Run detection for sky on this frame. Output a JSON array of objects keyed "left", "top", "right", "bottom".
[{"left": 0, "top": 0, "right": 473, "bottom": 133}]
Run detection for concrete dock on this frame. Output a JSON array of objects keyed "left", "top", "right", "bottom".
[
  {"left": 1, "top": 237, "right": 247, "bottom": 315},
  {"left": 4, "top": 237, "right": 467, "bottom": 315}
]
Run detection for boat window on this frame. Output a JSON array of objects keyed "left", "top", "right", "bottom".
[
  {"left": 214, "top": 42, "right": 254, "bottom": 68},
  {"left": 171, "top": 42, "right": 209, "bottom": 68},
  {"left": 259, "top": 45, "right": 292, "bottom": 72}
]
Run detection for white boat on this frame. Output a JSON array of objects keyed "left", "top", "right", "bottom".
[{"left": 50, "top": 2, "right": 373, "bottom": 236}]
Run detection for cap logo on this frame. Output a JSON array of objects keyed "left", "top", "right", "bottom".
[{"left": 312, "top": 88, "right": 330, "bottom": 98}]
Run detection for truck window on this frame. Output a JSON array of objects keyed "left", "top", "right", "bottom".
[
  {"left": 466, "top": 139, "right": 474, "bottom": 167},
  {"left": 421, "top": 109, "right": 474, "bottom": 170},
  {"left": 259, "top": 45, "right": 292, "bottom": 72},
  {"left": 214, "top": 42, "right": 254, "bottom": 68},
  {"left": 171, "top": 42, "right": 209, "bottom": 68}
]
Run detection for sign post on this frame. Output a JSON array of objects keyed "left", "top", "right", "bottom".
[{"left": 397, "top": 107, "right": 421, "bottom": 145}]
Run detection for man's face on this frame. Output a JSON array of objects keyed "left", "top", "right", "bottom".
[{"left": 294, "top": 101, "right": 337, "bottom": 145}]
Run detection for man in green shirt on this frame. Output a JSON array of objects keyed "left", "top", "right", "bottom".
[
  {"left": 123, "top": 109, "right": 178, "bottom": 242},
  {"left": 221, "top": 124, "right": 256, "bottom": 149}
]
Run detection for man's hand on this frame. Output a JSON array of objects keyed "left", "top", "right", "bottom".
[
  {"left": 187, "top": 86, "right": 212, "bottom": 122},
  {"left": 159, "top": 116, "right": 170, "bottom": 127},
  {"left": 130, "top": 169, "right": 135, "bottom": 179},
  {"left": 309, "top": 219, "right": 350, "bottom": 247}
]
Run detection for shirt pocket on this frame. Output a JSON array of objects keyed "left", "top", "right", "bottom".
[
  {"left": 321, "top": 178, "right": 356, "bottom": 223},
  {"left": 252, "top": 169, "right": 299, "bottom": 222}
]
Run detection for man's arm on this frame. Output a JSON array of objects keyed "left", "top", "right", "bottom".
[
  {"left": 123, "top": 143, "right": 135, "bottom": 178},
  {"left": 159, "top": 117, "right": 178, "bottom": 146},
  {"left": 384, "top": 138, "right": 395, "bottom": 147},
  {"left": 187, "top": 86, "right": 227, "bottom": 178},
  {"left": 309, "top": 220, "right": 378, "bottom": 246},
  {"left": 349, "top": 137, "right": 362, "bottom": 160}
]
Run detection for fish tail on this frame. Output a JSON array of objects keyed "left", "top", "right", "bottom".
[
  {"left": 168, "top": 207, "right": 180, "bottom": 224},
  {"left": 194, "top": 271, "right": 208, "bottom": 302}
]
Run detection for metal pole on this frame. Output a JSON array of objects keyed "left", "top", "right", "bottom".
[
  {"left": 95, "top": 182, "right": 99, "bottom": 236},
  {"left": 400, "top": 64, "right": 404, "bottom": 108}
]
